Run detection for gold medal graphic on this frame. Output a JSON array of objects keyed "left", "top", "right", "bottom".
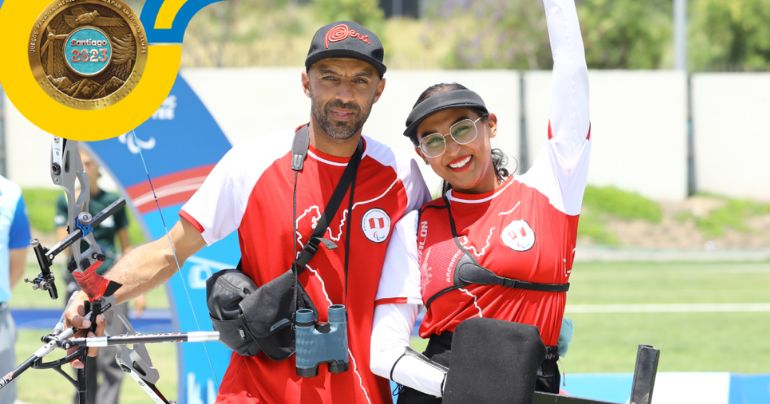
[{"left": 28, "top": 0, "right": 147, "bottom": 110}]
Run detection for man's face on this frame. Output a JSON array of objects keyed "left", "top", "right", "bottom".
[
  {"left": 80, "top": 150, "right": 99, "bottom": 180},
  {"left": 79, "top": 150, "right": 101, "bottom": 193},
  {"left": 302, "top": 58, "right": 385, "bottom": 141}
]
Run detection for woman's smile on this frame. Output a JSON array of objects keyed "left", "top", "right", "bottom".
[{"left": 448, "top": 155, "right": 473, "bottom": 171}]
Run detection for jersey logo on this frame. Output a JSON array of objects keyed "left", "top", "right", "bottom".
[
  {"left": 361, "top": 208, "right": 391, "bottom": 243},
  {"left": 501, "top": 220, "right": 535, "bottom": 252}
]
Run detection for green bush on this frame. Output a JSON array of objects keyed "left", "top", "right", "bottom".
[
  {"left": 693, "top": 196, "right": 770, "bottom": 238},
  {"left": 577, "top": 212, "right": 618, "bottom": 246},
  {"left": 583, "top": 185, "right": 663, "bottom": 223},
  {"left": 312, "top": 0, "right": 384, "bottom": 33},
  {"left": 21, "top": 188, "right": 61, "bottom": 234}
]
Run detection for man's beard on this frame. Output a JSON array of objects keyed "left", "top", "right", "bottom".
[{"left": 312, "top": 99, "right": 370, "bottom": 141}]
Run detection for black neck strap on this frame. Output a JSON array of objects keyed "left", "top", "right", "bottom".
[{"left": 291, "top": 125, "right": 362, "bottom": 304}]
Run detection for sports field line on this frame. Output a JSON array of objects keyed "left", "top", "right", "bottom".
[{"left": 566, "top": 303, "right": 770, "bottom": 314}]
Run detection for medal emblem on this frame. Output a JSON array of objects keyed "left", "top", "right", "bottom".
[{"left": 28, "top": 0, "right": 147, "bottom": 109}]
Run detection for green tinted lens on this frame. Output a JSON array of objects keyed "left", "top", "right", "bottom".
[
  {"left": 422, "top": 134, "right": 446, "bottom": 157},
  {"left": 451, "top": 120, "right": 477, "bottom": 144}
]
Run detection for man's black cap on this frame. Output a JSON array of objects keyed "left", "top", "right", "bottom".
[{"left": 305, "top": 21, "right": 386, "bottom": 77}]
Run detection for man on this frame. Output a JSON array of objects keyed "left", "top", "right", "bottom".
[
  {"left": 0, "top": 175, "right": 31, "bottom": 404},
  {"left": 65, "top": 21, "right": 429, "bottom": 403},
  {"left": 54, "top": 149, "right": 144, "bottom": 404}
]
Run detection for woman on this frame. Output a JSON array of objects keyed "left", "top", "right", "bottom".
[{"left": 369, "top": 0, "right": 590, "bottom": 401}]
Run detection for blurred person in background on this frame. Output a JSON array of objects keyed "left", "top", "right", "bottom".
[
  {"left": 370, "top": 0, "right": 589, "bottom": 400},
  {"left": 0, "top": 175, "right": 31, "bottom": 404},
  {"left": 54, "top": 149, "right": 145, "bottom": 404}
]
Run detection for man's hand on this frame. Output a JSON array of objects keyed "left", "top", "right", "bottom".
[{"left": 64, "top": 291, "right": 106, "bottom": 368}]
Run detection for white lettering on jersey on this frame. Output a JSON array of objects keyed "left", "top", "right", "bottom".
[
  {"left": 501, "top": 219, "right": 536, "bottom": 252},
  {"left": 420, "top": 248, "right": 433, "bottom": 294},
  {"left": 446, "top": 249, "right": 463, "bottom": 283},
  {"left": 361, "top": 208, "right": 391, "bottom": 243},
  {"left": 417, "top": 220, "right": 429, "bottom": 258}
]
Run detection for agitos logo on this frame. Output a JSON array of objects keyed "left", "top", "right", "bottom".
[
  {"left": 324, "top": 23, "right": 370, "bottom": 49},
  {"left": 0, "top": 0, "right": 222, "bottom": 141}
]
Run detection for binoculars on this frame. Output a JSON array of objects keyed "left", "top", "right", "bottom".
[{"left": 295, "top": 304, "right": 349, "bottom": 377}]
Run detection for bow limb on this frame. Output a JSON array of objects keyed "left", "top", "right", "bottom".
[
  {"left": 50, "top": 137, "right": 116, "bottom": 404},
  {"left": 57, "top": 135, "right": 192, "bottom": 402},
  {"left": 52, "top": 138, "right": 123, "bottom": 301}
]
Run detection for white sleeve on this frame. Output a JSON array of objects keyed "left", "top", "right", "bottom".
[
  {"left": 404, "top": 158, "right": 431, "bottom": 212},
  {"left": 375, "top": 210, "right": 422, "bottom": 305},
  {"left": 370, "top": 304, "right": 446, "bottom": 398},
  {"left": 180, "top": 138, "right": 275, "bottom": 245},
  {"left": 362, "top": 137, "right": 430, "bottom": 213},
  {"left": 520, "top": 0, "right": 590, "bottom": 216},
  {"left": 546, "top": 0, "right": 589, "bottom": 144}
]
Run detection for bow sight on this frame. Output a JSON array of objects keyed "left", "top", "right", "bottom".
[
  {"left": 28, "top": 197, "right": 126, "bottom": 300},
  {"left": 27, "top": 137, "right": 125, "bottom": 301}
]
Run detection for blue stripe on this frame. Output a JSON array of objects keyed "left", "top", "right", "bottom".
[
  {"left": 729, "top": 374, "right": 770, "bottom": 404},
  {"left": 89, "top": 74, "right": 230, "bottom": 186}
]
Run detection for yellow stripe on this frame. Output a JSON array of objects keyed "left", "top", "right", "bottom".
[{"left": 155, "top": 0, "right": 187, "bottom": 29}]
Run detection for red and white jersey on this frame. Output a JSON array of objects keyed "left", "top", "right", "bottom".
[
  {"left": 181, "top": 132, "right": 429, "bottom": 403},
  {"left": 376, "top": 0, "right": 590, "bottom": 348}
]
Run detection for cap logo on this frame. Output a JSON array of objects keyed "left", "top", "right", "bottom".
[{"left": 325, "top": 23, "right": 370, "bottom": 49}]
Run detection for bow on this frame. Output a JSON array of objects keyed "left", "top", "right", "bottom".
[{"left": 0, "top": 137, "right": 219, "bottom": 403}]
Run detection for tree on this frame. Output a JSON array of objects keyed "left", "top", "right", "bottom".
[
  {"left": 690, "top": 0, "right": 770, "bottom": 71},
  {"left": 434, "top": 0, "right": 551, "bottom": 70},
  {"left": 433, "top": 0, "right": 673, "bottom": 70},
  {"left": 312, "top": 0, "right": 384, "bottom": 32},
  {"left": 577, "top": 0, "right": 672, "bottom": 69}
]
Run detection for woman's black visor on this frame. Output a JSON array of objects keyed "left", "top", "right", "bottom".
[{"left": 403, "top": 89, "right": 488, "bottom": 142}]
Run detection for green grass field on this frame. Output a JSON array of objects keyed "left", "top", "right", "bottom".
[
  {"left": 409, "top": 261, "right": 770, "bottom": 374},
  {"left": 9, "top": 260, "right": 173, "bottom": 403},
  {"left": 12, "top": 329, "right": 177, "bottom": 404},
  {"left": 9, "top": 260, "right": 770, "bottom": 402},
  {"left": 560, "top": 261, "right": 770, "bottom": 374}
]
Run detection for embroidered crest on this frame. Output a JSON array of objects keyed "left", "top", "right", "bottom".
[
  {"left": 501, "top": 220, "right": 536, "bottom": 252},
  {"left": 361, "top": 208, "right": 390, "bottom": 243}
]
